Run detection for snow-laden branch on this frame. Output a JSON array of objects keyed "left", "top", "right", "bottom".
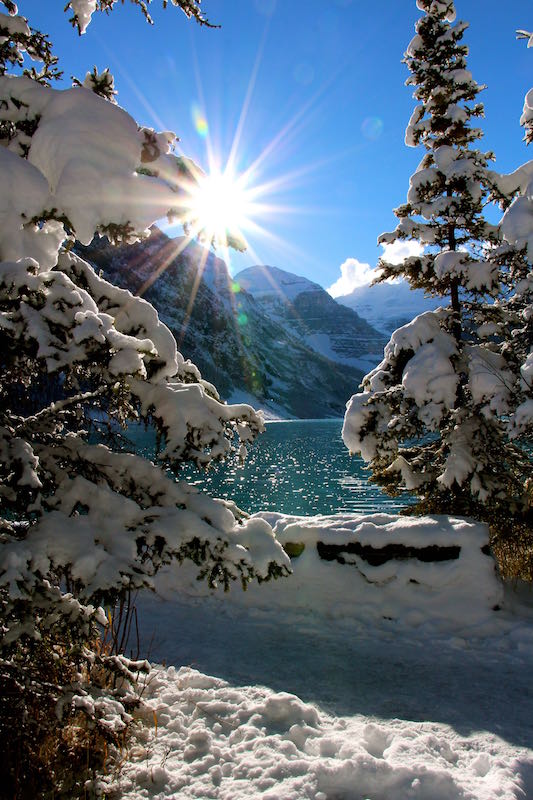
[{"left": 0, "top": 25, "right": 290, "bottom": 658}]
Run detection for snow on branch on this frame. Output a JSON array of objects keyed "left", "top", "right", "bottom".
[
  {"left": 65, "top": 0, "right": 217, "bottom": 35},
  {"left": 0, "top": 4, "right": 291, "bottom": 792},
  {"left": 0, "top": 15, "right": 289, "bottom": 661}
]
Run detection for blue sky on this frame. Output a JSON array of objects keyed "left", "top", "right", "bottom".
[{"left": 24, "top": 0, "right": 532, "bottom": 290}]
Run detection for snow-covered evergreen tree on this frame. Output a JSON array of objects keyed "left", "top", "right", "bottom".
[
  {"left": 493, "top": 28, "right": 533, "bottom": 526},
  {"left": 0, "top": 3, "right": 288, "bottom": 795},
  {"left": 343, "top": 0, "right": 532, "bottom": 527}
]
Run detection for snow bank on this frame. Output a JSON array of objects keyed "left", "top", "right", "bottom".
[
  {"left": 154, "top": 513, "right": 503, "bottom": 632},
  {"left": 104, "top": 664, "right": 532, "bottom": 800}
]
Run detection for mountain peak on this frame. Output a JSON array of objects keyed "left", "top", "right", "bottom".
[
  {"left": 235, "top": 265, "right": 322, "bottom": 302},
  {"left": 76, "top": 236, "right": 373, "bottom": 419},
  {"left": 335, "top": 280, "right": 442, "bottom": 336},
  {"left": 235, "top": 263, "right": 385, "bottom": 373}
]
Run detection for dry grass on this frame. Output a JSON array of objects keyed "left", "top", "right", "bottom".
[
  {"left": 490, "top": 518, "right": 533, "bottom": 582},
  {"left": 0, "top": 630, "right": 132, "bottom": 800}
]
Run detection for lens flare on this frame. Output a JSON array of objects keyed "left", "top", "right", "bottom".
[
  {"left": 361, "top": 116, "right": 384, "bottom": 141},
  {"left": 192, "top": 102, "right": 208, "bottom": 138}
]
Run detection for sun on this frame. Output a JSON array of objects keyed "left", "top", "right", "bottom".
[{"left": 186, "top": 167, "right": 252, "bottom": 251}]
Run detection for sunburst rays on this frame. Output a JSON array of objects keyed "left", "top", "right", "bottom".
[{"left": 115, "top": 19, "right": 347, "bottom": 357}]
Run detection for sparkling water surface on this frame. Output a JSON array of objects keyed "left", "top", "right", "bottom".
[{"left": 128, "top": 419, "right": 412, "bottom": 517}]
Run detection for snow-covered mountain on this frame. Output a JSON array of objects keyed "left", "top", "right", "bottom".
[
  {"left": 235, "top": 265, "right": 323, "bottom": 302},
  {"left": 334, "top": 280, "right": 442, "bottom": 336},
  {"left": 234, "top": 265, "right": 386, "bottom": 374},
  {"left": 76, "top": 229, "right": 370, "bottom": 419}
]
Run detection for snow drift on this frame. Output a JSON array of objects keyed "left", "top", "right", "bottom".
[{"left": 154, "top": 513, "right": 503, "bottom": 632}]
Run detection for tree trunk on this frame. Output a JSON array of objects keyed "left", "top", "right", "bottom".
[{"left": 447, "top": 199, "right": 461, "bottom": 340}]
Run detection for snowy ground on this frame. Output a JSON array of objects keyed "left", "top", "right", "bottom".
[{"left": 108, "top": 515, "right": 533, "bottom": 800}]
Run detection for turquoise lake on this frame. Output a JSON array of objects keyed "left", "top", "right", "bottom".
[{"left": 127, "top": 419, "right": 412, "bottom": 517}]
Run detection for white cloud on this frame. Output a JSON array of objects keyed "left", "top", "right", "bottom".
[
  {"left": 327, "top": 258, "right": 377, "bottom": 298},
  {"left": 327, "top": 241, "right": 425, "bottom": 298},
  {"left": 380, "top": 239, "right": 424, "bottom": 264}
]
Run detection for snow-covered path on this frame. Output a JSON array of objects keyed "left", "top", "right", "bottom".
[
  {"left": 107, "top": 589, "right": 533, "bottom": 800},
  {"left": 138, "top": 593, "right": 533, "bottom": 749},
  {"left": 107, "top": 514, "right": 533, "bottom": 799}
]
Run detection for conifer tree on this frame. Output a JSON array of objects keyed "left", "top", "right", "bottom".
[
  {"left": 343, "top": 0, "right": 532, "bottom": 528},
  {"left": 0, "top": 3, "right": 288, "bottom": 795}
]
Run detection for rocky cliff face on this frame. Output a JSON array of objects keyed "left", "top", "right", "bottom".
[
  {"left": 76, "top": 229, "right": 371, "bottom": 419},
  {"left": 234, "top": 265, "right": 386, "bottom": 374}
]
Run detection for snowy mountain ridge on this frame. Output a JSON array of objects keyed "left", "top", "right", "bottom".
[
  {"left": 235, "top": 264, "right": 386, "bottom": 374},
  {"left": 334, "top": 279, "right": 443, "bottom": 336},
  {"left": 76, "top": 229, "right": 371, "bottom": 419},
  {"left": 236, "top": 264, "right": 323, "bottom": 301}
]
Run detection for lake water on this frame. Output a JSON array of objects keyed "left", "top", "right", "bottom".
[{"left": 127, "top": 419, "right": 412, "bottom": 517}]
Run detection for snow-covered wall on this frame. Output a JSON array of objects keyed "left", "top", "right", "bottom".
[{"left": 156, "top": 513, "right": 503, "bottom": 632}]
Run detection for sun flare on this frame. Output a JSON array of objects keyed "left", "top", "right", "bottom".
[{"left": 186, "top": 168, "right": 253, "bottom": 251}]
